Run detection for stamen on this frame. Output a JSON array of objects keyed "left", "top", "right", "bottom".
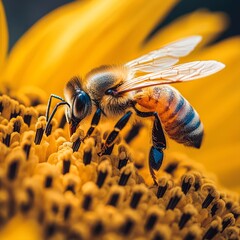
[
  {"left": 0, "top": 95, "right": 19, "bottom": 120},
  {"left": 51, "top": 203, "right": 59, "bottom": 214},
  {"left": 71, "top": 129, "right": 84, "bottom": 153},
  {"left": 13, "top": 120, "right": 21, "bottom": 133},
  {"left": 63, "top": 204, "right": 71, "bottom": 221},
  {"left": 22, "top": 144, "right": 31, "bottom": 160},
  {"left": 82, "top": 195, "right": 92, "bottom": 211},
  {"left": 19, "top": 187, "right": 34, "bottom": 213},
  {"left": 5, "top": 150, "right": 25, "bottom": 181},
  {"left": 45, "top": 176, "right": 53, "bottom": 188},
  {"left": 184, "top": 225, "right": 202, "bottom": 240},
  {"left": 202, "top": 219, "right": 222, "bottom": 240},
  {"left": 22, "top": 107, "right": 38, "bottom": 127},
  {"left": 144, "top": 211, "right": 159, "bottom": 231},
  {"left": 129, "top": 185, "right": 146, "bottom": 209},
  {"left": 83, "top": 146, "right": 92, "bottom": 165},
  {"left": 179, "top": 213, "right": 191, "bottom": 230},
  {"left": 0, "top": 101, "right": 3, "bottom": 113},
  {"left": 107, "top": 186, "right": 124, "bottom": 207},
  {"left": 166, "top": 187, "right": 183, "bottom": 210},
  {"left": 231, "top": 206, "right": 240, "bottom": 220},
  {"left": 224, "top": 227, "right": 239, "bottom": 239},
  {"left": 44, "top": 222, "right": 56, "bottom": 238},
  {"left": 181, "top": 174, "right": 194, "bottom": 195},
  {"left": 120, "top": 217, "right": 135, "bottom": 235},
  {"left": 23, "top": 114, "right": 32, "bottom": 127},
  {"left": 63, "top": 174, "right": 80, "bottom": 194},
  {"left": 202, "top": 194, "right": 215, "bottom": 209},
  {"left": 10, "top": 111, "right": 19, "bottom": 119},
  {"left": 164, "top": 162, "right": 179, "bottom": 174},
  {"left": 3, "top": 134, "right": 11, "bottom": 147},
  {"left": 62, "top": 159, "right": 71, "bottom": 175},
  {"left": 192, "top": 172, "right": 202, "bottom": 191},
  {"left": 34, "top": 116, "right": 46, "bottom": 145},
  {"left": 92, "top": 221, "right": 104, "bottom": 236},
  {"left": 201, "top": 184, "right": 219, "bottom": 209},
  {"left": 178, "top": 204, "right": 197, "bottom": 230},
  {"left": 211, "top": 199, "right": 224, "bottom": 216},
  {"left": 156, "top": 177, "right": 171, "bottom": 198},
  {"left": 65, "top": 184, "right": 75, "bottom": 193},
  {"left": 151, "top": 226, "right": 171, "bottom": 240},
  {"left": 67, "top": 230, "right": 84, "bottom": 240},
  {"left": 118, "top": 146, "right": 128, "bottom": 169},
  {"left": 12, "top": 116, "right": 25, "bottom": 133},
  {"left": 96, "top": 161, "right": 112, "bottom": 188},
  {"left": 221, "top": 213, "right": 235, "bottom": 232},
  {"left": 34, "top": 128, "right": 44, "bottom": 145},
  {"left": 118, "top": 164, "right": 133, "bottom": 186},
  {"left": 108, "top": 193, "right": 120, "bottom": 207},
  {"left": 81, "top": 182, "right": 98, "bottom": 211}
]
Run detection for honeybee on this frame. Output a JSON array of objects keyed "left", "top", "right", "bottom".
[{"left": 46, "top": 36, "right": 225, "bottom": 184}]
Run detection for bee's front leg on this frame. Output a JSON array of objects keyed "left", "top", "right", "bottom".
[
  {"left": 45, "top": 96, "right": 70, "bottom": 136},
  {"left": 98, "top": 111, "right": 133, "bottom": 156}
]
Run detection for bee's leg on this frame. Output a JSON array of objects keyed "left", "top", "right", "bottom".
[
  {"left": 98, "top": 111, "right": 133, "bottom": 156},
  {"left": 83, "top": 108, "right": 102, "bottom": 140},
  {"left": 45, "top": 101, "right": 70, "bottom": 136},
  {"left": 133, "top": 107, "right": 166, "bottom": 185},
  {"left": 46, "top": 94, "right": 66, "bottom": 121},
  {"left": 124, "top": 122, "right": 143, "bottom": 144}
]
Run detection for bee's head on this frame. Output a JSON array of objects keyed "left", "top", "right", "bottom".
[
  {"left": 64, "top": 77, "right": 92, "bottom": 135},
  {"left": 85, "top": 65, "right": 132, "bottom": 116}
]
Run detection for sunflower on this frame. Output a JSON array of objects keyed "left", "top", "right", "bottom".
[{"left": 0, "top": 0, "right": 240, "bottom": 239}]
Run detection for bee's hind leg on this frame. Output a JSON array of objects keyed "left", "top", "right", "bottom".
[
  {"left": 133, "top": 107, "right": 166, "bottom": 185},
  {"left": 149, "top": 113, "right": 166, "bottom": 185}
]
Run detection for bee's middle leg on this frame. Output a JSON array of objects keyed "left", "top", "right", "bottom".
[
  {"left": 83, "top": 108, "right": 102, "bottom": 140},
  {"left": 133, "top": 106, "right": 166, "bottom": 185},
  {"left": 98, "top": 111, "right": 133, "bottom": 156}
]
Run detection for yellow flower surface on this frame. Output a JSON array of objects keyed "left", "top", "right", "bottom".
[{"left": 0, "top": 0, "right": 240, "bottom": 239}]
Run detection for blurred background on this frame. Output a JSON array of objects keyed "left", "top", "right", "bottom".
[{"left": 2, "top": 0, "right": 240, "bottom": 49}]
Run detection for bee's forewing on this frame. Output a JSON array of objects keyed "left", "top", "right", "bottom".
[
  {"left": 125, "top": 36, "right": 202, "bottom": 73},
  {"left": 118, "top": 61, "right": 225, "bottom": 93}
]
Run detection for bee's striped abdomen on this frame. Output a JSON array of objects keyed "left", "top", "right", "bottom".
[{"left": 136, "top": 85, "right": 203, "bottom": 148}]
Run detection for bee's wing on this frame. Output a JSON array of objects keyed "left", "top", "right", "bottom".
[
  {"left": 125, "top": 36, "right": 202, "bottom": 73},
  {"left": 117, "top": 61, "right": 225, "bottom": 93}
]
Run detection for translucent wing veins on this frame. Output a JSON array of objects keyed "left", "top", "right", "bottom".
[
  {"left": 118, "top": 61, "right": 225, "bottom": 93},
  {"left": 125, "top": 35, "right": 202, "bottom": 73}
]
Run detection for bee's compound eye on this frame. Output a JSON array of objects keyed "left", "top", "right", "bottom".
[{"left": 72, "top": 91, "right": 92, "bottom": 120}]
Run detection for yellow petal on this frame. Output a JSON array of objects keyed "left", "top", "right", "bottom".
[
  {"left": 167, "top": 37, "right": 240, "bottom": 191},
  {"left": 0, "top": 0, "right": 8, "bottom": 71},
  {"left": 3, "top": 0, "right": 178, "bottom": 95},
  {"left": 142, "top": 10, "right": 228, "bottom": 54},
  {"left": 0, "top": 216, "right": 41, "bottom": 240}
]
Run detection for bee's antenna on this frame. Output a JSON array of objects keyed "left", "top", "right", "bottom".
[{"left": 45, "top": 94, "right": 70, "bottom": 135}]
